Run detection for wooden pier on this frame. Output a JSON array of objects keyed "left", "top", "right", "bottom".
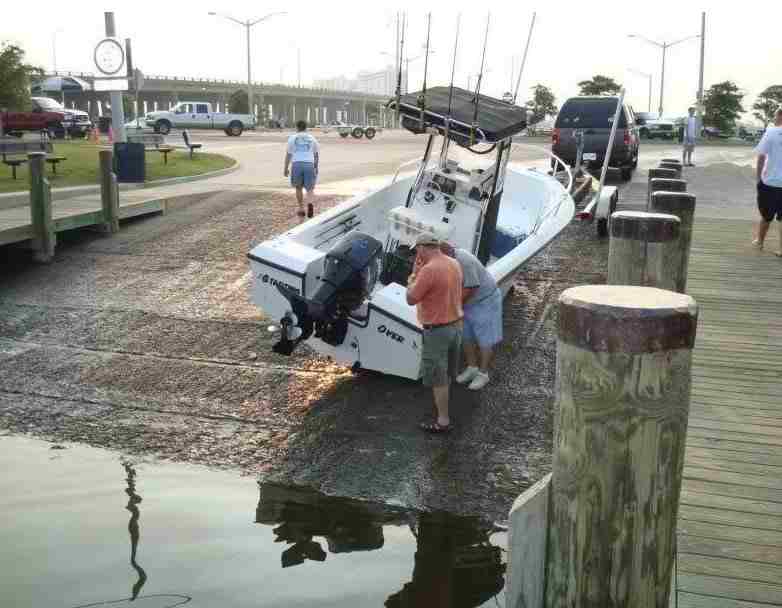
[{"left": 621, "top": 169, "right": 782, "bottom": 607}]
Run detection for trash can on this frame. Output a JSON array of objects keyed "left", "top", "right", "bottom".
[
  {"left": 98, "top": 116, "right": 112, "bottom": 134},
  {"left": 113, "top": 142, "right": 146, "bottom": 183}
]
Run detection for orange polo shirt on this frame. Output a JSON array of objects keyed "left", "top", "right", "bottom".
[{"left": 407, "top": 252, "right": 464, "bottom": 326}]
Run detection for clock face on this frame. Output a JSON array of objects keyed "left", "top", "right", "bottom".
[{"left": 94, "top": 39, "right": 125, "bottom": 75}]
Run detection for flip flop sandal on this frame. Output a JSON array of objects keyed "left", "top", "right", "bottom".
[
  {"left": 297, "top": 210, "right": 306, "bottom": 218},
  {"left": 307, "top": 203, "right": 314, "bottom": 218},
  {"left": 420, "top": 421, "right": 451, "bottom": 434}
]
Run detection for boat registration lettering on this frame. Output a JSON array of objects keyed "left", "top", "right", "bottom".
[{"left": 377, "top": 324, "right": 405, "bottom": 344}]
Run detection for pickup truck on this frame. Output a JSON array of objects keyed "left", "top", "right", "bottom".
[
  {"left": 145, "top": 102, "right": 255, "bottom": 136},
  {"left": 0, "top": 97, "right": 92, "bottom": 138},
  {"left": 635, "top": 112, "right": 676, "bottom": 140}
]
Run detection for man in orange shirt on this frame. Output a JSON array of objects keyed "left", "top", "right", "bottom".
[{"left": 406, "top": 233, "right": 464, "bottom": 433}]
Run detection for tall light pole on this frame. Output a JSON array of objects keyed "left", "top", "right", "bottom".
[
  {"left": 697, "top": 12, "right": 706, "bottom": 137},
  {"left": 208, "top": 11, "right": 286, "bottom": 120},
  {"left": 52, "top": 28, "right": 64, "bottom": 74},
  {"left": 628, "top": 32, "right": 700, "bottom": 116},
  {"left": 628, "top": 68, "right": 653, "bottom": 112}
]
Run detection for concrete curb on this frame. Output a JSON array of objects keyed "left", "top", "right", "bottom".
[{"left": 0, "top": 159, "right": 240, "bottom": 210}]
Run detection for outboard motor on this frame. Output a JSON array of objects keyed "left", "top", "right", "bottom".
[{"left": 273, "top": 232, "right": 384, "bottom": 355}]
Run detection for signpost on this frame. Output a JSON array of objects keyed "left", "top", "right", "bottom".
[{"left": 95, "top": 12, "right": 128, "bottom": 142}]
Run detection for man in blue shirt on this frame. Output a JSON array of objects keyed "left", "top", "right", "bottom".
[{"left": 284, "top": 120, "right": 320, "bottom": 220}]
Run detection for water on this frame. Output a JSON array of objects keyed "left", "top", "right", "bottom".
[{"left": 0, "top": 436, "right": 507, "bottom": 608}]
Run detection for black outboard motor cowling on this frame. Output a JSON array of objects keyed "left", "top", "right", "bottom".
[{"left": 273, "top": 232, "right": 384, "bottom": 355}]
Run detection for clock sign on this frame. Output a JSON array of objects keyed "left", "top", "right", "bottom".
[{"left": 94, "top": 38, "right": 125, "bottom": 75}]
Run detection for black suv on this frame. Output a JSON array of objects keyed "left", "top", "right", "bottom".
[{"left": 551, "top": 96, "right": 640, "bottom": 181}]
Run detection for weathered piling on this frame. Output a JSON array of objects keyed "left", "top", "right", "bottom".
[
  {"left": 608, "top": 211, "right": 684, "bottom": 292},
  {"left": 545, "top": 285, "right": 698, "bottom": 608},
  {"left": 99, "top": 149, "right": 120, "bottom": 233},
  {"left": 650, "top": 192, "right": 697, "bottom": 292},
  {"left": 659, "top": 162, "right": 683, "bottom": 177},
  {"left": 28, "top": 152, "right": 55, "bottom": 262},
  {"left": 649, "top": 167, "right": 679, "bottom": 181},
  {"left": 650, "top": 178, "right": 687, "bottom": 196}
]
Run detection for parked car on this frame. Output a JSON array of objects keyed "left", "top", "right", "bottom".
[
  {"left": 702, "top": 125, "right": 730, "bottom": 139},
  {"left": 0, "top": 97, "right": 92, "bottom": 138},
  {"left": 635, "top": 112, "right": 676, "bottom": 140},
  {"left": 145, "top": 102, "right": 256, "bottom": 136},
  {"left": 551, "top": 96, "right": 640, "bottom": 181}
]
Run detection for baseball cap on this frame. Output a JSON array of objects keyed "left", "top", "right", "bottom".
[{"left": 413, "top": 233, "right": 439, "bottom": 248}]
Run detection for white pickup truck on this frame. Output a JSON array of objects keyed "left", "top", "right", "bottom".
[{"left": 145, "top": 102, "right": 255, "bottom": 136}]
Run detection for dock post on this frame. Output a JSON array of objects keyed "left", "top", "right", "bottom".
[
  {"left": 99, "top": 149, "right": 120, "bottom": 233},
  {"left": 659, "top": 161, "right": 683, "bottom": 176},
  {"left": 650, "top": 178, "right": 687, "bottom": 197},
  {"left": 545, "top": 285, "right": 698, "bottom": 608},
  {"left": 608, "top": 211, "right": 684, "bottom": 292},
  {"left": 647, "top": 168, "right": 682, "bottom": 208},
  {"left": 28, "top": 152, "right": 55, "bottom": 263},
  {"left": 650, "top": 192, "right": 697, "bottom": 293}
]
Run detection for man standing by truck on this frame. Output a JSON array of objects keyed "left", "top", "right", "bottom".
[{"left": 284, "top": 120, "right": 320, "bottom": 220}]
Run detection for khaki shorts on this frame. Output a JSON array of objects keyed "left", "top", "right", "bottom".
[{"left": 421, "top": 321, "right": 463, "bottom": 387}]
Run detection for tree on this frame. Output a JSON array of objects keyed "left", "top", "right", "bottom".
[
  {"left": 229, "top": 89, "right": 249, "bottom": 114},
  {"left": 703, "top": 80, "right": 745, "bottom": 134},
  {"left": 753, "top": 85, "right": 782, "bottom": 127},
  {"left": 525, "top": 84, "right": 558, "bottom": 124},
  {"left": 0, "top": 42, "right": 43, "bottom": 110},
  {"left": 577, "top": 75, "right": 621, "bottom": 96}
]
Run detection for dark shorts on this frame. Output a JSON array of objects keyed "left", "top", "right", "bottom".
[
  {"left": 421, "top": 321, "right": 463, "bottom": 387},
  {"left": 757, "top": 181, "right": 782, "bottom": 222},
  {"left": 291, "top": 162, "right": 316, "bottom": 191}
]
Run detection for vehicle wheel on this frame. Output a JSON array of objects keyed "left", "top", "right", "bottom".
[
  {"left": 597, "top": 217, "right": 608, "bottom": 238},
  {"left": 228, "top": 121, "right": 243, "bottom": 136},
  {"left": 364, "top": 127, "right": 376, "bottom": 139},
  {"left": 632, "top": 154, "right": 638, "bottom": 169},
  {"left": 156, "top": 120, "right": 171, "bottom": 135},
  {"left": 351, "top": 127, "right": 364, "bottom": 139},
  {"left": 339, "top": 132, "right": 349, "bottom": 138},
  {"left": 621, "top": 167, "right": 633, "bottom": 181}
]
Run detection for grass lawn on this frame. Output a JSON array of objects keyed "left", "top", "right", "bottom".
[{"left": 0, "top": 140, "right": 235, "bottom": 194}]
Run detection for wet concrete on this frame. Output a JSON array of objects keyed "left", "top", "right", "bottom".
[{"left": 0, "top": 435, "right": 506, "bottom": 608}]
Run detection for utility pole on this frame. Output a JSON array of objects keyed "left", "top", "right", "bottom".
[
  {"left": 104, "top": 12, "right": 126, "bottom": 143},
  {"left": 659, "top": 46, "right": 666, "bottom": 116},
  {"left": 297, "top": 48, "right": 301, "bottom": 87},
  {"left": 697, "top": 12, "right": 706, "bottom": 137}
]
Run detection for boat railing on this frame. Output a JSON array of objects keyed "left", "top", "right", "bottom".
[
  {"left": 511, "top": 142, "right": 574, "bottom": 236},
  {"left": 391, "top": 158, "right": 424, "bottom": 184}
]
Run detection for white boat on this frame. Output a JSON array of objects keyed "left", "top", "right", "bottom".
[{"left": 247, "top": 86, "right": 575, "bottom": 380}]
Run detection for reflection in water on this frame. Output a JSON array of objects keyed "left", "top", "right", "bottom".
[
  {"left": 256, "top": 483, "right": 505, "bottom": 607},
  {"left": 122, "top": 461, "right": 148, "bottom": 600}
]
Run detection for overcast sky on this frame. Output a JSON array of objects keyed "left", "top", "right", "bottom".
[{"left": 3, "top": 1, "right": 780, "bottom": 123}]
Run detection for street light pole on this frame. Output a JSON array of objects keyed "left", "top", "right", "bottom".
[
  {"left": 628, "top": 68, "right": 652, "bottom": 112},
  {"left": 208, "top": 11, "right": 286, "bottom": 122},
  {"left": 628, "top": 32, "right": 700, "bottom": 117}
]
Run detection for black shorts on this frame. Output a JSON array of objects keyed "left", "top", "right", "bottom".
[{"left": 758, "top": 181, "right": 782, "bottom": 222}]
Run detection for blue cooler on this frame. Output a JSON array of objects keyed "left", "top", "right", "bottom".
[{"left": 491, "top": 221, "right": 528, "bottom": 259}]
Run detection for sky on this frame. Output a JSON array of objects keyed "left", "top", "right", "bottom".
[{"left": 3, "top": 1, "right": 781, "bottom": 124}]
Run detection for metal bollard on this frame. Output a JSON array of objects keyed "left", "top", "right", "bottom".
[
  {"left": 650, "top": 192, "right": 697, "bottom": 292},
  {"left": 608, "top": 211, "right": 684, "bottom": 292},
  {"left": 99, "top": 149, "right": 120, "bottom": 233},
  {"left": 545, "top": 285, "right": 698, "bottom": 608},
  {"left": 28, "top": 152, "right": 55, "bottom": 262}
]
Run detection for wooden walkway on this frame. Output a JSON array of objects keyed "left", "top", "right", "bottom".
[
  {"left": 675, "top": 213, "right": 782, "bottom": 607},
  {"left": 0, "top": 191, "right": 165, "bottom": 248},
  {"left": 621, "top": 172, "right": 782, "bottom": 607}
]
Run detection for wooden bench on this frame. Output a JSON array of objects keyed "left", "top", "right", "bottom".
[
  {"left": 182, "top": 130, "right": 202, "bottom": 159},
  {"left": 127, "top": 132, "right": 175, "bottom": 164},
  {"left": 0, "top": 140, "right": 54, "bottom": 179}
]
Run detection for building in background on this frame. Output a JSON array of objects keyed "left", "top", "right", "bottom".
[{"left": 314, "top": 66, "right": 406, "bottom": 97}]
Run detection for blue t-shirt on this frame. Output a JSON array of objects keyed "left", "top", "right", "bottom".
[
  {"left": 454, "top": 249, "right": 497, "bottom": 304},
  {"left": 287, "top": 132, "right": 319, "bottom": 164}
]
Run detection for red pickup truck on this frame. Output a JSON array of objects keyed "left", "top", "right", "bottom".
[{"left": 0, "top": 97, "right": 92, "bottom": 138}]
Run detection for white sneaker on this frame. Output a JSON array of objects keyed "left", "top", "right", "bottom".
[
  {"left": 456, "top": 366, "right": 479, "bottom": 385},
  {"left": 752, "top": 239, "right": 764, "bottom": 250},
  {"left": 468, "top": 371, "right": 490, "bottom": 391}
]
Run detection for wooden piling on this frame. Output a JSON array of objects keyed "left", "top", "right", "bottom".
[
  {"left": 660, "top": 158, "right": 682, "bottom": 166},
  {"left": 545, "top": 285, "right": 698, "bottom": 608},
  {"left": 650, "top": 192, "right": 697, "bottom": 292},
  {"left": 649, "top": 178, "right": 687, "bottom": 196},
  {"left": 659, "top": 162, "right": 683, "bottom": 177},
  {"left": 99, "top": 149, "right": 120, "bottom": 233},
  {"left": 28, "top": 152, "right": 55, "bottom": 262},
  {"left": 608, "top": 211, "right": 684, "bottom": 292},
  {"left": 649, "top": 167, "right": 679, "bottom": 181}
]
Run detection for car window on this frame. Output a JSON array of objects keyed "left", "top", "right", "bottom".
[
  {"left": 555, "top": 98, "right": 628, "bottom": 129},
  {"left": 196, "top": 104, "right": 209, "bottom": 114}
]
